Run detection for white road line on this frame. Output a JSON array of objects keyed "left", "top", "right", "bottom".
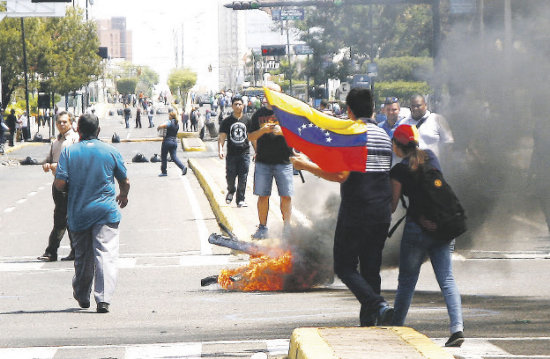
[
  {"left": 4, "top": 207, "right": 15, "bottom": 213},
  {"left": 125, "top": 342, "right": 202, "bottom": 359},
  {"left": 0, "top": 347, "right": 56, "bottom": 359},
  {"left": 126, "top": 131, "right": 132, "bottom": 140},
  {"left": 266, "top": 339, "right": 290, "bottom": 355},
  {"left": 434, "top": 337, "right": 550, "bottom": 359},
  {"left": 27, "top": 191, "right": 38, "bottom": 197},
  {"left": 181, "top": 175, "right": 212, "bottom": 255},
  {"left": 16, "top": 198, "right": 27, "bottom": 204}
]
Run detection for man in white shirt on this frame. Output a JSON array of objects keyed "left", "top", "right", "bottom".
[
  {"left": 37, "top": 111, "right": 80, "bottom": 262},
  {"left": 400, "top": 94, "right": 454, "bottom": 160}
]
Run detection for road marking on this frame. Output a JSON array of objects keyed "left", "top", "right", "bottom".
[
  {"left": 4, "top": 207, "right": 15, "bottom": 213},
  {"left": 27, "top": 191, "right": 38, "bottom": 197},
  {"left": 16, "top": 198, "right": 27, "bottom": 204},
  {"left": 433, "top": 337, "right": 550, "bottom": 358},
  {"left": 0, "top": 339, "right": 290, "bottom": 358},
  {"left": 0, "top": 254, "right": 245, "bottom": 272},
  {"left": 125, "top": 342, "right": 202, "bottom": 359},
  {"left": 181, "top": 175, "right": 212, "bottom": 255}
]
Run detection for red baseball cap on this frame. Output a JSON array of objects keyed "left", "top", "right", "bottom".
[{"left": 393, "top": 124, "right": 419, "bottom": 146}]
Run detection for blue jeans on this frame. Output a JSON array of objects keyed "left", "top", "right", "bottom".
[
  {"left": 226, "top": 154, "right": 250, "bottom": 203},
  {"left": 161, "top": 137, "right": 186, "bottom": 174},
  {"left": 392, "top": 219, "right": 464, "bottom": 334}
]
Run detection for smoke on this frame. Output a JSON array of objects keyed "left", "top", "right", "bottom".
[{"left": 437, "top": 4, "right": 550, "bottom": 248}]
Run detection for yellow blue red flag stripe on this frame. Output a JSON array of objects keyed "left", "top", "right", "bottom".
[{"left": 264, "top": 87, "right": 369, "bottom": 173}]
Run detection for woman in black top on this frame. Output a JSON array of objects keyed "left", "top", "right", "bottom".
[
  {"left": 389, "top": 124, "right": 464, "bottom": 348},
  {"left": 157, "top": 111, "right": 187, "bottom": 177}
]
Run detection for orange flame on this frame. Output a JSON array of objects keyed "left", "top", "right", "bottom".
[{"left": 218, "top": 251, "right": 293, "bottom": 291}]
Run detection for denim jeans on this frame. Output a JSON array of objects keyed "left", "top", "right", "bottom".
[
  {"left": 226, "top": 154, "right": 250, "bottom": 203},
  {"left": 392, "top": 219, "right": 464, "bottom": 334},
  {"left": 333, "top": 220, "right": 390, "bottom": 326},
  {"left": 161, "top": 137, "right": 186, "bottom": 174}
]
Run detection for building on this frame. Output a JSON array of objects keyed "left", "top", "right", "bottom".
[{"left": 96, "top": 17, "right": 133, "bottom": 62}]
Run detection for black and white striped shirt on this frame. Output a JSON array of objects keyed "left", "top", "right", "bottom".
[{"left": 364, "top": 119, "right": 392, "bottom": 172}]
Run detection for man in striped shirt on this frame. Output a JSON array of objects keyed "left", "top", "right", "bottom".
[{"left": 291, "top": 88, "right": 394, "bottom": 327}]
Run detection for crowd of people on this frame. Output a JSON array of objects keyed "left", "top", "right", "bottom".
[{"left": 4, "top": 84, "right": 479, "bottom": 347}]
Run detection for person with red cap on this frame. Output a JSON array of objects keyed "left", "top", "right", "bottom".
[{"left": 389, "top": 124, "right": 464, "bottom": 347}]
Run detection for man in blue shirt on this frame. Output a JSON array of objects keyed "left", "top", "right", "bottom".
[
  {"left": 55, "top": 114, "right": 130, "bottom": 314},
  {"left": 378, "top": 97, "right": 403, "bottom": 138}
]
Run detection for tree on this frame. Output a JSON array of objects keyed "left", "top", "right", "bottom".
[
  {"left": 167, "top": 68, "right": 197, "bottom": 104},
  {"left": 116, "top": 78, "right": 138, "bottom": 95}
]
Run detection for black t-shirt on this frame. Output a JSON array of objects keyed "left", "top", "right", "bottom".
[
  {"left": 389, "top": 149, "right": 441, "bottom": 221},
  {"left": 6, "top": 114, "right": 16, "bottom": 130},
  {"left": 247, "top": 107, "right": 292, "bottom": 164},
  {"left": 220, "top": 114, "right": 250, "bottom": 156},
  {"left": 338, "top": 171, "right": 392, "bottom": 227},
  {"left": 123, "top": 108, "right": 131, "bottom": 119}
]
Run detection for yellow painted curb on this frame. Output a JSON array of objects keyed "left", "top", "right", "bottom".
[
  {"left": 181, "top": 138, "right": 206, "bottom": 152},
  {"left": 188, "top": 158, "right": 248, "bottom": 240},
  {"left": 390, "top": 327, "right": 454, "bottom": 359},
  {"left": 3, "top": 142, "right": 45, "bottom": 154},
  {"left": 178, "top": 132, "right": 199, "bottom": 139},
  {"left": 118, "top": 137, "right": 162, "bottom": 143},
  {"left": 288, "top": 328, "right": 337, "bottom": 359},
  {"left": 289, "top": 327, "right": 453, "bottom": 359}
]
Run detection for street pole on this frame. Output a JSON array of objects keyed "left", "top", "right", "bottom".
[
  {"left": 286, "top": 20, "right": 292, "bottom": 95},
  {"left": 21, "top": 17, "right": 31, "bottom": 138},
  {"left": 86, "top": 0, "right": 88, "bottom": 21},
  {"left": 432, "top": 0, "right": 441, "bottom": 110}
]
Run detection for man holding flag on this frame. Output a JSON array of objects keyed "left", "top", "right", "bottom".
[{"left": 283, "top": 87, "right": 394, "bottom": 326}]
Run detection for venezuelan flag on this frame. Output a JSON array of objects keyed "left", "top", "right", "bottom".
[{"left": 264, "top": 87, "right": 368, "bottom": 173}]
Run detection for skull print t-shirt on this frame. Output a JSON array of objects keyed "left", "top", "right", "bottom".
[{"left": 219, "top": 114, "right": 250, "bottom": 156}]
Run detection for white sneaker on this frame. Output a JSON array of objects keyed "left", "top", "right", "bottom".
[{"left": 237, "top": 201, "right": 248, "bottom": 208}]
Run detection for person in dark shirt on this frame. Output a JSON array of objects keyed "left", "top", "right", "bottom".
[
  {"left": 291, "top": 88, "right": 394, "bottom": 327},
  {"left": 247, "top": 97, "right": 293, "bottom": 240},
  {"left": 157, "top": 111, "right": 187, "bottom": 177},
  {"left": 389, "top": 124, "right": 464, "bottom": 347},
  {"left": 218, "top": 97, "right": 250, "bottom": 207},
  {"left": 6, "top": 109, "right": 17, "bottom": 147}
]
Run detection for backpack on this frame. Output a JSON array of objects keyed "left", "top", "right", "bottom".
[{"left": 416, "top": 164, "right": 466, "bottom": 242}]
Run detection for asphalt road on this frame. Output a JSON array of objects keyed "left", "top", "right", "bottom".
[{"left": 0, "top": 104, "right": 549, "bottom": 358}]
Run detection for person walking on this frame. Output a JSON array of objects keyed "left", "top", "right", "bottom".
[
  {"left": 6, "top": 109, "right": 17, "bottom": 147},
  {"left": 389, "top": 124, "right": 464, "bottom": 347},
  {"left": 218, "top": 96, "right": 250, "bottom": 207},
  {"left": 157, "top": 111, "right": 188, "bottom": 177},
  {"left": 37, "top": 111, "right": 80, "bottom": 262},
  {"left": 291, "top": 88, "right": 394, "bottom": 327},
  {"left": 123, "top": 104, "right": 131, "bottom": 129},
  {"left": 54, "top": 114, "right": 130, "bottom": 313},
  {"left": 147, "top": 104, "right": 155, "bottom": 128},
  {"left": 135, "top": 108, "right": 142, "bottom": 128},
  {"left": 247, "top": 89, "right": 294, "bottom": 240}
]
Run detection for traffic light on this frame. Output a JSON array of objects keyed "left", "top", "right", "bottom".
[
  {"left": 230, "top": 1, "right": 260, "bottom": 10},
  {"left": 261, "top": 45, "right": 286, "bottom": 57}
]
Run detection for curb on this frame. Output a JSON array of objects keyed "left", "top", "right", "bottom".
[
  {"left": 182, "top": 138, "right": 206, "bottom": 152},
  {"left": 3, "top": 142, "right": 45, "bottom": 154},
  {"left": 188, "top": 158, "right": 249, "bottom": 240},
  {"left": 288, "top": 327, "right": 453, "bottom": 359}
]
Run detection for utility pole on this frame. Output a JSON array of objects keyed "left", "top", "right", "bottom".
[
  {"left": 286, "top": 20, "right": 292, "bottom": 95},
  {"left": 21, "top": 17, "right": 31, "bottom": 139}
]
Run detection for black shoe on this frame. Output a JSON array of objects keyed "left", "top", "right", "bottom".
[
  {"left": 37, "top": 253, "right": 57, "bottom": 262},
  {"left": 225, "top": 192, "right": 234, "bottom": 204},
  {"left": 97, "top": 302, "right": 110, "bottom": 313},
  {"left": 445, "top": 331, "right": 465, "bottom": 347},
  {"left": 182, "top": 167, "right": 187, "bottom": 176},
  {"left": 377, "top": 304, "right": 394, "bottom": 326},
  {"left": 73, "top": 292, "right": 90, "bottom": 309},
  {"left": 61, "top": 252, "right": 75, "bottom": 261}
]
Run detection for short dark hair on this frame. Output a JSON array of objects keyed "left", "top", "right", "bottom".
[
  {"left": 346, "top": 88, "right": 373, "bottom": 119},
  {"left": 56, "top": 111, "right": 69, "bottom": 121},
  {"left": 232, "top": 96, "right": 243, "bottom": 105},
  {"left": 410, "top": 94, "right": 425, "bottom": 103},
  {"left": 78, "top": 114, "right": 99, "bottom": 140}
]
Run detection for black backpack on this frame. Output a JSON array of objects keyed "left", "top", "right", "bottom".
[{"left": 416, "top": 164, "right": 466, "bottom": 242}]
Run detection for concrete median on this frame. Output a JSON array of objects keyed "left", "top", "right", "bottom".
[{"left": 289, "top": 327, "right": 453, "bottom": 359}]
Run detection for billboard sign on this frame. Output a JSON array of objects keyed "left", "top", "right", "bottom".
[
  {"left": 5, "top": 0, "right": 66, "bottom": 17},
  {"left": 271, "top": 8, "right": 304, "bottom": 21}
]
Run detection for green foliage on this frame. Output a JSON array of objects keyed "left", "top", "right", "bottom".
[
  {"left": 116, "top": 78, "right": 138, "bottom": 95},
  {"left": 373, "top": 57, "right": 433, "bottom": 82},
  {"left": 373, "top": 81, "right": 432, "bottom": 106},
  {"left": 0, "top": 7, "right": 103, "bottom": 106},
  {"left": 167, "top": 68, "right": 197, "bottom": 103},
  {"left": 107, "top": 62, "right": 159, "bottom": 97}
]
